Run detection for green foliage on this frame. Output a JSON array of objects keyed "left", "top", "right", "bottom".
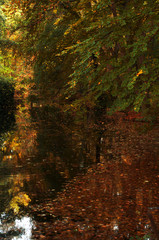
[
  {"left": 0, "top": 1, "right": 16, "bottom": 80},
  {"left": 9, "top": 0, "right": 159, "bottom": 119},
  {"left": 63, "top": 0, "right": 159, "bottom": 117}
]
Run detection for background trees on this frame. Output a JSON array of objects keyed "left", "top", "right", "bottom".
[
  {"left": 0, "top": 0, "right": 15, "bottom": 132},
  {"left": 58, "top": 0, "right": 159, "bottom": 119},
  {"left": 2, "top": 0, "right": 159, "bottom": 120}
]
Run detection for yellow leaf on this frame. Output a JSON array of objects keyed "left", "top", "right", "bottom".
[{"left": 136, "top": 69, "right": 143, "bottom": 77}]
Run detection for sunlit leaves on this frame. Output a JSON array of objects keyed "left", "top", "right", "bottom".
[
  {"left": 9, "top": 193, "right": 31, "bottom": 214},
  {"left": 1, "top": 0, "right": 159, "bottom": 119},
  {"left": 57, "top": 0, "right": 159, "bottom": 116}
]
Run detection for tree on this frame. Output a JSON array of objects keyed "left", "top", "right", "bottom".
[
  {"left": 6, "top": 0, "right": 159, "bottom": 120},
  {"left": 60, "top": 0, "right": 159, "bottom": 119},
  {"left": 0, "top": 1, "right": 15, "bottom": 115}
]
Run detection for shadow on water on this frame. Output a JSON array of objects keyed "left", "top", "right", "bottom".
[
  {"left": 0, "top": 114, "right": 15, "bottom": 218},
  {"left": 0, "top": 104, "right": 100, "bottom": 239},
  {"left": 29, "top": 118, "right": 159, "bottom": 240},
  {"left": 28, "top": 105, "right": 96, "bottom": 193},
  {"left": 0, "top": 94, "right": 15, "bottom": 214},
  {"left": 0, "top": 103, "right": 159, "bottom": 239}
]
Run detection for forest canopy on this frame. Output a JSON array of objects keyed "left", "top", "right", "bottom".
[{"left": 0, "top": 0, "right": 159, "bottom": 120}]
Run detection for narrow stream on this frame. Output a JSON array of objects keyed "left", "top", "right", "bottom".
[
  {"left": 0, "top": 104, "right": 96, "bottom": 239},
  {"left": 0, "top": 104, "right": 159, "bottom": 239}
]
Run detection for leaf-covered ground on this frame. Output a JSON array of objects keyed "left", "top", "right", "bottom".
[{"left": 31, "top": 120, "right": 159, "bottom": 239}]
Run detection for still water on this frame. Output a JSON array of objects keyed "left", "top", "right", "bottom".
[{"left": 0, "top": 104, "right": 159, "bottom": 239}]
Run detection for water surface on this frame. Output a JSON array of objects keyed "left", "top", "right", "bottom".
[{"left": 0, "top": 105, "right": 159, "bottom": 239}]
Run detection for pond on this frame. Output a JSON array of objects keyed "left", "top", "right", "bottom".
[{"left": 0, "top": 103, "right": 159, "bottom": 239}]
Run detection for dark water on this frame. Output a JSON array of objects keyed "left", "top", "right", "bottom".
[
  {"left": 0, "top": 105, "right": 96, "bottom": 239},
  {"left": 0, "top": 104, "right": 159, "bottom": 239}
]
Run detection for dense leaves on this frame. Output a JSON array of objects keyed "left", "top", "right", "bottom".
[
  {"left": 1, "top": 0, "right": 157, "bottom": 120},
  {"left": 30, "top": 120, "right": 159, "bottom": 239},
  {"left": 0, "top": 1, "right": 159, "bottom": 239},
  {"left": 6, "top": 0, "right": 158, "bottom": 120}
]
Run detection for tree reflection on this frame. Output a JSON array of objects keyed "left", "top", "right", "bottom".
[
  {"left": 30, "top": 120, "right": 159, "bottom": 240},
  {"left": 0, "top": 103, "right": 159, "bottom": 239},
  {"left": 0, "top": 104, "right": 97, "bottom": 215}
]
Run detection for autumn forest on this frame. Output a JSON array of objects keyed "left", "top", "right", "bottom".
[{"left": 0, "top": 0, "right": 159, "bottom": 239}]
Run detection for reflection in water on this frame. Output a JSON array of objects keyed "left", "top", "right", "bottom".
[
  {"left": 0, "top": 214, "right": 34, "bottom": 240},
  {"left": 13, "top": 216, "right": 34, "bottom": 240},
  {"left": 0, "top": 104, "right": 96, "bottom": 238},
  {"left": 0, "top": 103, "right": 158, "bottom": 239},
  {"left": 29, "top": 119, "right": 159, "bottom": 239}
]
